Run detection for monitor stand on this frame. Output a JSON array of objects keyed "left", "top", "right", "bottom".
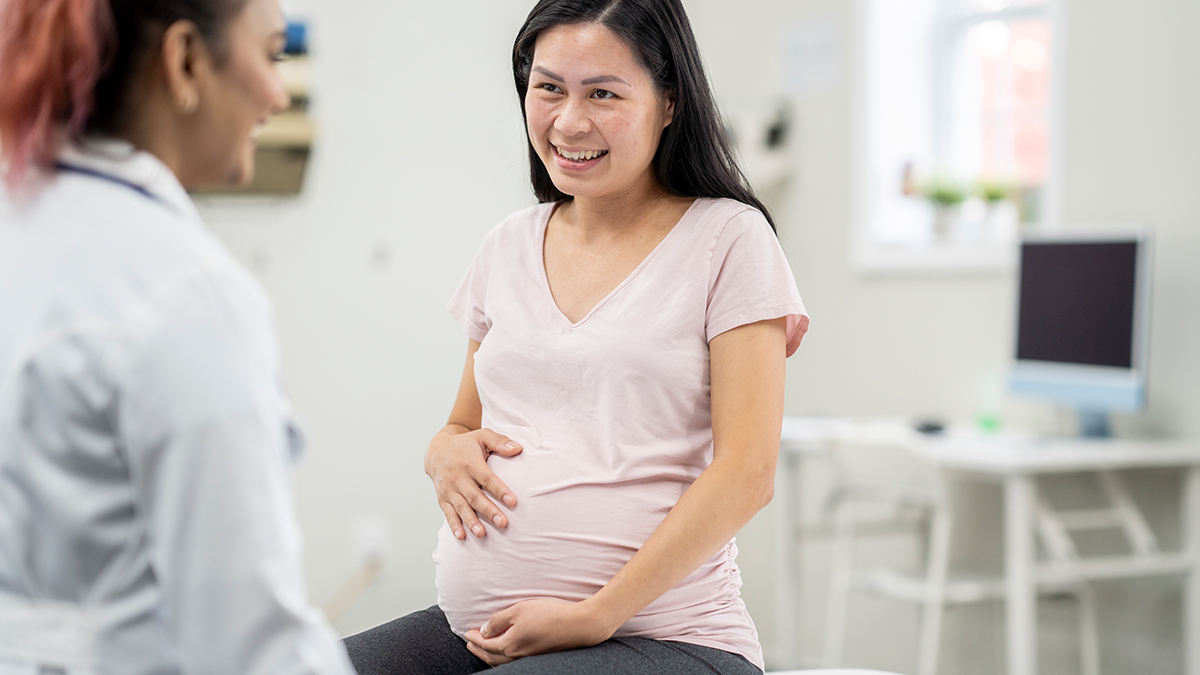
[{"left": 1078, "top": 410, "right": 1113, "bottom": 438}]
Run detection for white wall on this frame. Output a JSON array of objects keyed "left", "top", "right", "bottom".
[
  {"left": 1055, "top": 2, "right": 1200, "bottom": 670},
  {"left": 199, "top": 0, "right": 1200, "bottom": 672}
]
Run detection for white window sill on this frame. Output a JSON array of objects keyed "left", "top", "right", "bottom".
[{"left": 852, "top": 240, "right": 1018, "bottom": 278}]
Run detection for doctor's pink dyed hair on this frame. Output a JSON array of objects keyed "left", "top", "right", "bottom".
[
  {"left": 0, "top": 0, "right": 247, "bottom": 187},
  {"left": 0, "top": 0, "right": 111, "bottom": 185}
]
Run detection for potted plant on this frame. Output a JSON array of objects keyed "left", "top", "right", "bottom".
[
  {"left": 921, "top": 178, "right": 968, "bottom": 240},
  {"left": 976, "top": 179, "right": 1013, "bottom": 204},
  {"left": 975, "top": 179, "right": 1018, "bottom": 237}
]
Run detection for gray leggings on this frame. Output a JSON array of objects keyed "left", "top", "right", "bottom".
[{"left": 343, "top": 606, "right": 762, "bottom": 675}]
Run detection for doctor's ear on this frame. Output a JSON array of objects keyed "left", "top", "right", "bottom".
[
  {"left": 160, "top": 20, "right": 211, "bottom": 115},
  {"left": 662, "top": 90, "right": 677, "bottom": 128}
]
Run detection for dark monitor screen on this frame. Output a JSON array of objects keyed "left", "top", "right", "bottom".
[{"left": 1016, "top": 241, "right": 1138, "bottom": 368}]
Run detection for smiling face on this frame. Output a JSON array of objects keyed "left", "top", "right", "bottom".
[
  {"left": 188, "top": 0, "right": 290, "bottom": 187},
  {"left": 525, "top": 22, "right": 675, "bottom": 203}
]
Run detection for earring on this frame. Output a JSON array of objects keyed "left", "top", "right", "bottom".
[{"left": 177, "top": 92, "right": 198, "bottom": 115}]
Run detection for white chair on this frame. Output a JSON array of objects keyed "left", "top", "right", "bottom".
[{"left": 819, "top": 422, "right": 1100, "bottom": 675}]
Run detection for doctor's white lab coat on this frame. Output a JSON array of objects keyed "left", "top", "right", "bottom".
[{"left": 0, "top": 141, "right": 356, "bottom": 675}]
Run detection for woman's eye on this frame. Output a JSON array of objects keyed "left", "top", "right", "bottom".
[
  {"left": 537, "top": 83, "right": 562, "bottom": 94},
  {"left": 271, "top": 52, "right": 289, "bottom": 64},
  {"left": 592, "top": 89, "right": 615, "bottom": 100}
]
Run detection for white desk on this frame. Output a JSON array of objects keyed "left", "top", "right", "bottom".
[{"left": 775, "top": 417, "right": 1200, "bottom": 675}]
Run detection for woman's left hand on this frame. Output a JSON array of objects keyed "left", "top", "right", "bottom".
[{"left": 463, "top": 598, "right": 616, "bottom": 666}]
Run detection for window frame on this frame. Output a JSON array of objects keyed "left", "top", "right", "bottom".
[{"left": 850, "top": 0, "right": 1065, "bottom": 277}]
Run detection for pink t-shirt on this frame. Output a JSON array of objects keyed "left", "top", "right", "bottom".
[{"left": 436, "top": 198, "right": 808, "bottom": 669}]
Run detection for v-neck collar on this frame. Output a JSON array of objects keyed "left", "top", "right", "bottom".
[{"left": 537, "top": 198, "right": 700, "bottom": 329}]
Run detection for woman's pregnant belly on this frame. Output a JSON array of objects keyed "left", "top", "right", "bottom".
[{"left": 434, "top": 449, "right": 686, "bottom": 637}]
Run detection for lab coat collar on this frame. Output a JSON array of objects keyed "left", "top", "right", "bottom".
[{"left": 56, "top": 138, "right": 197, "bottom": 218}]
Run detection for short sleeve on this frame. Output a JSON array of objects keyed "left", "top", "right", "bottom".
[
  {"left": 706, "top": 208, "right": 809, "bottom": 357},
  {"left": 447, "top": 230, "right": 497, "bottom": 343}
]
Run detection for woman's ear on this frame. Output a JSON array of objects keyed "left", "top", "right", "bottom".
[
  {"left": 663, "top": 90, "right": 677, "bottom": 129},
  {"left": 159, "top": 20, "right": 208, "bottom": 115}
]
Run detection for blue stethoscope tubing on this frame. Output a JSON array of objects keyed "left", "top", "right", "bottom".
[{"left": 54, "top": 161, "right": 166, "bottom": 206}]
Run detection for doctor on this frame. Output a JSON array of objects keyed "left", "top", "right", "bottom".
[{"left": 0, "top": 1, "right": 356, "bottom": 674}]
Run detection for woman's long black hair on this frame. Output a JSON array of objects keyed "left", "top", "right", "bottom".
[{"left": 512, "top": 0, "right": 776, "bottom": 232}]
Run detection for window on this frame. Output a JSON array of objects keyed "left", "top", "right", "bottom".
[{"left": 854, "top": 0, "right": 1058, "bottom": 274}]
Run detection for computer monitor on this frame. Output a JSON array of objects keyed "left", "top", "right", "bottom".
[{"left": 1008, "top": 229, "right": 1154, "bottom": 437}]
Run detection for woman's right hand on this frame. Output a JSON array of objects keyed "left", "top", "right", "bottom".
[{"left": 425, "top": 427, "right": 523, "bottom": 540}]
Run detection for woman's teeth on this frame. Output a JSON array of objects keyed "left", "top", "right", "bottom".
[{"left": 556, "top": 146, "right": 608, "bottom": 161}]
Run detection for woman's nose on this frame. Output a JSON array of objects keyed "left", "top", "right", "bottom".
[
  {"left": 270, "top": 70, "right": 291, "bottom": 115},
  {"left": 553, "top": 97, "right": 591, "bottom": 136}
]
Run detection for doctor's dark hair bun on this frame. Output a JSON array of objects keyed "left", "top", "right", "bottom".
[
  {"left": 512, "top": 0, "right": 775, "bottom": 232},
  {"left": 0, "top": 0, "right": 247, "bottom": 185}
]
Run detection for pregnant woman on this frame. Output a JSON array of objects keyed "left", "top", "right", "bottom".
[{"left": 345, "top": 1, "right": 808, "bottom": 673}]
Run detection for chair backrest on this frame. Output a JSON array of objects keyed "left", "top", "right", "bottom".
[{"left": 826, "top": 419, "right": 944, "bottom": 509}]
